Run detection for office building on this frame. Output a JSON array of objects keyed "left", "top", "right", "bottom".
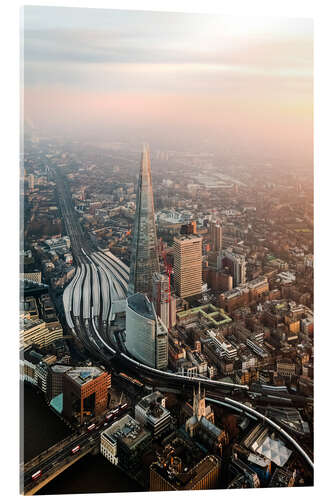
[
  {"left": 152, "top": 272, "right": 170, "bottom": 329},
  {"left": 128, "top": 144, "right": 159, "bottom": 298},
  {"left": 173, "top": 234, "right": 202, "bottom": 298},
  {"left": 135, "top": 391, "right": 171, "bottom": 437},
  {"left": 63, "top": 367, "right": 111, "bottom": 425},
  {"left": 150, "top": 455, "right": 221, "bottom": 491},
  {"left": 210, "top": 221, "right": 223, "bottom": 252},
  {"left": 219, "top": 250, "right": 246, "bottom": 286},
  {"left": 101, "top": 414, "right": 151, "bottom": 469},
  {"left": 125, "top": 293, "right": 168, "bottom": 370},
  {"left": 20, "top": 316, "right": 63, "bottom": 350}
]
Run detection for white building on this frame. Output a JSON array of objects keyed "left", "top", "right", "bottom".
[{"left": 135, "top": 391, "right": 171, "bottom": 437}]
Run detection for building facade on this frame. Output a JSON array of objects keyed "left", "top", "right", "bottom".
[
  {"left": 125, "top": 293, "right": 168, "bottom": 370},
  {"left": 128, "top": 144, "right": 159, "bottom": 298},
  {"left": 173, "top": 234, "right": 203, "bottom": 298},
  {"left": 135, "top": 391, "right": 171, "bottom": 437},
  {"left": 63, "top": 367, "right": 110, "bottom": 425},
  {"left": 210, "top": 221, "right": 223, "bottom": 252},
  {"left": 152, "top": 272, "right": 170, "bottom": 330}
]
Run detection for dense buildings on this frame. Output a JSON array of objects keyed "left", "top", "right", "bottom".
[
  {"left": 173, "top": 234, "right": 203, "bottom": 298},
  {"left": 22, "top": 136, "right": 314, "bottom": 493},
  {"left": 125, "top": 293, "right": 168, "bottom": 370},
  {"left": 128, "top": 144, "right": 159, "bottom": 298}
]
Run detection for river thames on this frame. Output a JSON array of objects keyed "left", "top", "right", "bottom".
[{"left": 23, "top": 383, "right": 143, "bottom": 495}]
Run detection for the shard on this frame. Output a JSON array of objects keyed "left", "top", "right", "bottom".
[{"left": 128, "top": 144, "right": 159, "bottom": 298}]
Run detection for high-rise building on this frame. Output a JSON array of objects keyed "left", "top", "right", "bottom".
[
  {"left": 125, "top": 293, "right": 168, "bottom": 370},
  {"left": 210, "top": 221, "right": 223, "bottom": 252},
  {"left": 152, "top": 272, "right": 170, "bottom": 330},
  {"left": 128, "top": 144, "right": 159, "bottom": 298},
  {"left": 218, "top": 250, "right": 246, "bottom": 286},
  {"left": 173, "top": 234, "right": 202, "bottom": 298}
]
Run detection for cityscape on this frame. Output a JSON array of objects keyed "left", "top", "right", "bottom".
[{"left": 21, "top": 6, "right": 313, "bottom": 496}]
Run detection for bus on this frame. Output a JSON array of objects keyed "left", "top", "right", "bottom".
[
  {"left": 87, "top": 423, "right": 96, "bottom": 431},
  {"left": 71, "top": 445, "right": 80, "bottom": 454},
  {"left": 31, "top": 470, "right": 42, "bottom": 481}
]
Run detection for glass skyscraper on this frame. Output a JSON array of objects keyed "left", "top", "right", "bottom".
[{"left": 128, "top": 144, "right": 159, "bottom": 298}]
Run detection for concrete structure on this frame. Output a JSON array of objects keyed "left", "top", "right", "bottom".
[
  {"left": 125, "top": 293, "right": 168, "bottom": 370},
  {"left": 173, "top": 234, "right": 203, "bottom": 298},
  {"left": 210, "top": 221, "right": 223, "bottom": 252},
  {"left": 152, "top": 272, "right": 170, "bottom": 330},
  {"left": 219, "top": 250, "right": 246, "bottom": 287},
  {"left": 135, "top": 391, "right": 171, "bottom": 437},
  {"left": 150, "top": 455, "right": 221, "bottom": 491},
  {"left": 20, "top": 317, "right": 63, "bottom": 350},
  {"left": 63, "top": 367, "right": 110, "bottom": 425},
  {"left": 128, "top": 144, "right": 159, "bottom": 298},
  {"left": 100, "top": 414, "right": 151, "bottom": 469}
]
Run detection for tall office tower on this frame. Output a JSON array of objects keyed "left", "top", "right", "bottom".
[
  {"left": 152, "top": 272, "right": 170, "bottom": 330},
  {"left": 128, "top": 144, "right": 159, "bottom": 298},
  {"left": 210, "top": 221, "right": 223, "bottom": 252},
  {"left": 125, "top": 293, "right": 168, "bottom": 370},
  {"left": 218, "top": 250, "right": 246, "bottom": 286},
  {"left": 173, "top": 234, "right": 203, "bottom": 298}
]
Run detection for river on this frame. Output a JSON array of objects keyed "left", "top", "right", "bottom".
[{"left": 23, "top": 383, "right": 143, "bottom": 495}]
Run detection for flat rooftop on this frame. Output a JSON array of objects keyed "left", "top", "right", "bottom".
[
  {"left": 174, "top": 234, "right": 202, "bottom": 242},
  {"left": 102, "top": 414, "right": 150, "bottom": 449},
  {"left": 127, "top": 293, "right": 154, "bottom": 320},
  {"left": 66, "top": 366, "right": 104, "bottom": 385}
]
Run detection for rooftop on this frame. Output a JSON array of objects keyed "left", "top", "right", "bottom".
[
  {"left": 102, "top": 414, "right": 150, "bottom": 449},
  {"left": 65, "top": 366, "right": 104, "bottom": 385},
  {"left": 127, "top": 293, "right": 154, "bottom": 320}
]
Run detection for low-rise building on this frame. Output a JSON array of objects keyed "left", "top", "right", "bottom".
[
  {"left": 101, "top": 414, "right": 151, "bottom": 469},
  {"left": 135, "top": 391, "right": 171, "bottom": 437}
]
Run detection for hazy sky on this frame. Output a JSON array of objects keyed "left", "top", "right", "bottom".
[{"left": 23, "top": 6, "right": 313, "bottom": 164}]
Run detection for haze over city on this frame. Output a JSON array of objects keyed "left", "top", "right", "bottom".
[
  {"left": 21, "top": 6, "right": 314, "bottom": 495},
  {"left": 23, "top": 6, "right": 312, "bottom": 167}
]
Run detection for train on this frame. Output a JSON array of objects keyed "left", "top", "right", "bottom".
[{"left": 118, "top": 371, "right": 144, "bottom": 388}]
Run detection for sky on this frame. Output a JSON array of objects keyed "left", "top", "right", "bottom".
[{"left": 23, "top": 6, "right": 313, "bottom": 165}]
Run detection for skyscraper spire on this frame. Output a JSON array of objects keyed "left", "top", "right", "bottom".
[{"left": 128, "top": 144, "right": 159, "bottom": 298}]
